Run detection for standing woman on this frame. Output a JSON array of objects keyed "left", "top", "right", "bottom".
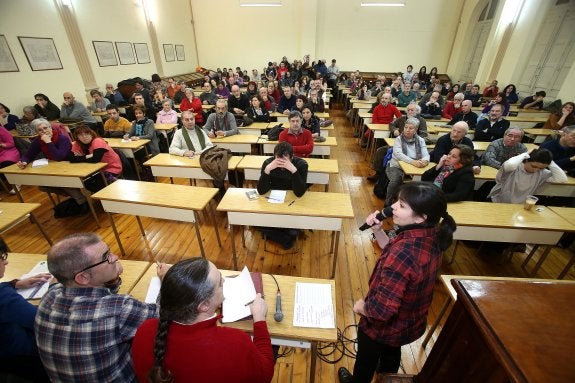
[
  {"left": 338, "top": 182, "right": 456, "bottom": 383},
  {"left": 179, "top": 88, "right": 203, "bottom": 125}
]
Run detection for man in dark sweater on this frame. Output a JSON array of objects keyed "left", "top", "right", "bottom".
[
  {"left": 227, "top": 85, "right": 249, "bottom": 117},
  {"left": 256, "top": 142, "right": 308, "bottom": 249},
  {"left": 540, "top": 125, "right": 575, "bottom": 177},
  {"left": 473, "top": 104, "right": 510, "bottom": 142},
  {"left": 447, "top": 100, "right": 478, "bottom": 131},
  {"left": 431, "top": 121, "right": 481, "bottom": 172}
]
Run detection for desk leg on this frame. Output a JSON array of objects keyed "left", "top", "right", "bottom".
[
  {"left": 448, "top": 240, "right": 460, "bottom": 264},
  {"left": 192, "top": 212, "right": 207, "bottom": 259},
  {"left": 107, "top": 212, "right": 126, "bottom": 257},
  {"left": 29, "top": 213, "right": 53, "bottom": 246},
  {"left": 230, "top": 224, "right": 238, "bottom": 270},
  {"left": 310, "top": 341, "right": 317, "bottom": 383},
  {"left": 521, "top": 244, "right": 539, "bottom": 268},
  {"left": 528, "top": 245, "right": 552, "bottom": 277},
  {"left": 135, "top": 216, "right": 154, "bottom": 259},
  {"left": 208, "top": 205, "right": 222, "bottom": 247},
  {"left": 422, "top": 297, "right": 452, "bottom": 348},
  {"left": 558, "top": 253, "right": 575, "bottom": 279},
  {"left": 331, "top": 231, "right": 340, "bottom": 279},
  {"left": 132, "top": 157, "right": 142, "bottom": 181},
  {"left": 84, "top": 191, "right": 101, "bottom": 228},
  {"left": 14, "top": 187, "right": 25, "bottom": 203}
]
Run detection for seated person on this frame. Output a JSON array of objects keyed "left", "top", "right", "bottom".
[
  {"left": 89, "top": 90, "right": 110, "bottom": 113},
  {"left": 203, "top": 100, "right": 238, "bottom": 138},
  {"left": 308, "top": 89, "right": 325, "bottom": 113},
  {"left": 126, "top": 105, "right": 160, "bottom": 155},
  {"left": 130, "top": 92, "right": 157, "bottom": 121},
  {"left": 420, "top": 91, "right": 443, "bottom": 119},
  {"left": 481, "top": 92, "right": 510, "bottom": 116},
  {"left": 385, "top": 117, "right": 429, "bottom": 207},
  {"left": 104, "top": 104, "right": 131, "bottom": 138},
  {"left": 364, "top": 92, "right": 402, "bottom": 147},
  {"left": 422, "top": 144, "right": 476, "bottom": 202},
  {"left": 482, "top": 80, "right": 499, "bottom": 98},
  {"left": 419, "top": 84, "right": 446, "bottom": 109},
  {"left": 0, "top": 103, "right": 20, "bottom": 130},
  {"left": 473, "top": 104, "right": 510, "bottom": 141},
  {"left": 519, "top": 90, "right": 546, "bottom": 110},
  {"left": 68, "top": 126, "right": 122, "bottom": 185},
  {"left": 279, "top": 110, "right": 314, "bottom": 158},
  {"left": 277, "top": 86, "right": 297, "bottom": 115},
  {"left": 0, "top": 124, "right": 21, "bottom": 192},
  {"left": 104, "top": 83, "right": 125, "bottom": 105},
  {"left": 169, "top": 110, "right": 213, "bottom": 157},
  {"left": 447, "top": 100, "right": 478, "bottom": 131},
  {"left": 257, "top": 142, "right": 308, "bottom": 249},
  {"left": 245, "top": 95, "right": 270, "bottom": 123},
  {"left": 481, "top": 127, "right": 528, "bottom": 169},
  {"left": 389, "top": 103, "right": 428, "bottom": 141},
  {"left": 215, "top": 81, "right": 230, "bottom": 99},
  {"left": 228, "top": 85, "right": 250, "bottom": 118},
  {"left": 173, "top": 81, "right": 188, "bottom": 104},
  {"left": 17, "top": 119, "right": 90, "bottom": 212},
  {"left": 259, "top": 87, "right": 276, "bottom": 113},
  {"left": 0, "top": 240, "right": 51, "bottom": 382},
  {"left": 442, "top": 93, "right": 464, "bottom": 120},
  {"left": 35, "top": 233, "right": 164, "bottom": 382},
  {"left": 156, "top": 100, "right": 178, "bottom": 124},
  {"left": 540, "top": 125, "right": 575, "bottom": 177},
  {"left": 179, "top": 88, "right": 203, "bottom": 125},
  {"left": 488, "top": 149, "right": 567, "bottom": 203},
  {"left": 199, "top": 82, "right": 218, "bottom": 105},
  {"left": 301, "top": 104, "right": 321, "bottom": 139},
  {"left": 246, "top": 81, "right": 259, "bottom": 98},
  {"left": 502, "top": 84, "right": 519, "bottom": 104},
  {"left": 166, "top": 78, "right": 181, "bottom": 100},
  {"left": 60, "top": 92, "right": 98, "bottom": 128},
  {"left": 151, "top": 89, "right": 171, "bottom": 114},
  {"left": 397, "top": 82, "right": 416, "bottom": 107},
  {"left": 431, "top": 121, "right": 480, "bottom": 171},
  {"left": 464, "top": 84, "right": 482, "bottom": 107},
  {"left": 132, "top": 258, "right": 274, "bottom": 383},
  {"left": 542, "top": 102, "right": 575, "bottom": 131},
  {"left": 33, "top": 93, "right": 60, "bottom": 121},
  {"left": 356, "top": 82, "right": 372, "bottom": 101}
]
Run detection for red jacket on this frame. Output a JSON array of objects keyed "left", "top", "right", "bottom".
[
  {"left": 179, "top": 97, "right": 203, "bottom": 124},
  {"left": 442, "top": 101, "right": 462, "bottom": 120},
  {"left": 372, "top": 103, "right": 402, "bottom": 124},
  {"left": 279, "top": 128, "right": 314, "bottom": 158}
]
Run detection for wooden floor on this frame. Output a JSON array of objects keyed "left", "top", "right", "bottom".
[{"left": 3, "top": 105, "right": 574, "bottom": 382}]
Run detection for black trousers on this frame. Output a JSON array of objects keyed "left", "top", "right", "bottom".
[{"left": 352, "top": 328, "right": 401, "bottom": 382}]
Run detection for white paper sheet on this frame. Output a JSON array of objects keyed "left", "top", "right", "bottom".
[
  {"left": 268, "top": 190, "right": 286, "bottom": 203},
  {"left": 221, "top": 266, "right": 256, "bottom": 323},
  {"left": 17, "top": 261, "right": 50, "bottom": 300},
  {"left": 32, "top": 158, "right": 49, "bottom": 167},
  {"left": 145, "top": 276, "right": 161, "bottom": 303},
  {"left": 293, "top": 282, "right": 335, "bottom": 328}
]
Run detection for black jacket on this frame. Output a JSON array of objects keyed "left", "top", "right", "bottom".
[{"left": 421, "top": 165, "right": 475, "bottom": 202}]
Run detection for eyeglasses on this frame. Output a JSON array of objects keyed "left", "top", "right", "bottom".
[
  {"left": 0, "top": 252, "right": 8, "bottom": 261},
  {"left": 74, "top": 249, "right": 114, "bottom": 278}
]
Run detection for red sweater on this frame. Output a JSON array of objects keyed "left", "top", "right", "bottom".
[
  {"left": 279, "top": 128, "right": 314, "bottom": 158},
  {"left": 441, "top": 101, "right": 462, "bottom": 120},
  {"left": 372, "top": 103, "right": 402, "bottom": 124},
  {"left": 132, "top": 316, "right": 275, "bottom": 383},
  {"left": 179, "top": 97, "right": 203, "bottom": 124}
]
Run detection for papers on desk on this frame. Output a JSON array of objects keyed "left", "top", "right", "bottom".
[
  {"left": 17, "top": 261, "right": 50, "bottom": 300},
  {"left": 268, "top": 190, "right": 286, "bottom": 203},
  {"left": 32, "top": 158, "right": 49, "bottom": 167},
  {"left": 144, "top": 276, "right": 161, "bottom": 303},
  {"left": 293, "top": 282, "right": 335, "bottom": 329},
  {"left": 222, "top": 266, "right": 257, "bottom": 323}
]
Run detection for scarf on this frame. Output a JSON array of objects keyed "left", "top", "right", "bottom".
[
  {"left": 399, "top": 135, "right": 422, "bottom": 160},
  {"left": 181, "top": 126, "right": 206, "bottom": 152},
  {"left": 214, "top": 113, "right": 229, "bottom": 132},
  {"left": 135, "top": 117, "right": 148, "bottom": 136},
  {"left": 433, "top": 163, "right": 463, "bottom": 188},
  {"left": 39, "top": 128, "right": 60, "bottom": 160}
]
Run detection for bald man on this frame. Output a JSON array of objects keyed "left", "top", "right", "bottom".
[
  {"left": 227, "top": 85, "right": 249, "bottom": 116},
  {"left": 61, "top": 92, "right": 98, "bottom": 125}
]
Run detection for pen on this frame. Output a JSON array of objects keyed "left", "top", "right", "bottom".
[
  {"left": 244, "top": 300, "right": 254, "bottom": 306},
  {"left": 288, "top": 200, "right": 295, "bottom": 206}
]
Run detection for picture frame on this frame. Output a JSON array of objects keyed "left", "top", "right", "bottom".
[
  {"left": 18, "top": 36, "right": 62, "bottom": 71},
  {"left": 163, "top": 44, "right": 175, "bottom": 62},
  {"left": 92, "top": 40, "right": 117, "bottom": 67},
  {"left": 0, "top": 35, "right": 19, "bottom": 72},
  {"left": 175, "top": 44, "right": 185, "bottom": 61},
  {"left": 115, "top": 41, "right": 136, "bottom": 65},
  {"left": 134, "top": 43, "right": 151, "bottom": 64}
]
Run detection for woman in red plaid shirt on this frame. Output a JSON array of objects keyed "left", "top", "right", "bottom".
[{"left": 339, "top": 182, "right": 456, "bottom": 383}]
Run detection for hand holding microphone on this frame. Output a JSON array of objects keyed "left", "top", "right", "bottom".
[{"left": 359, "top": 206, "right": 393, "bottom": 231}]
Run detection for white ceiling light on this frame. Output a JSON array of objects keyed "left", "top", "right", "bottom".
[{"left": 361, "top": 2, "right": 405, "bottom": 6}]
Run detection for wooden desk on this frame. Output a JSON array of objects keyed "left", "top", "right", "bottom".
[
  {"left": 91, "top": 180, "right": 221, "bottom": 259},
  {"left": 105, "top": 137, "right": 150, "bottom": 180},
  {"left": 471, "top": 141, "right": 538, "bottom": 155},
  {"left": 446, "top": 202, "right": 573, "bottom": 263},
  {"left": 0, "top": 203, "right": 52, "bottom": 247},
  {"left": 154, "top": 123, "right": 178, "bottom": 144},
  {"left": 144, "top": 153, "right": 242, "bottom": 184},
  {"left": 129, "top": 267, "right": 337, "bottom": 383},
  {"left": 216, "top": 188, "right": 354, "bottom": 277},
  {"left": 0, "top": 253, "right": 152, "bottom": 300},
  {"left": 417, "top": 279, "right": 575, "bottom": 382},
  {"left": 505, "top": 115, "right": 548, "bottom": 129},
  {"left": 238, "top": 122, "right": 269, "bottom": 136},
  {"left": 0, "top": 161, "right": 106, "bottom": 226},
  {"left": 210, "top": 134, "right": 259, "bottom": 153},
  {"left": 237, "top": 155, "right": 339, "bottom": 192},
  {"left": 523, "top": 128, "right": 554, "bottom": 143},
  {"left": 261, "top": 137, "right": 337, "bottom": 158}
]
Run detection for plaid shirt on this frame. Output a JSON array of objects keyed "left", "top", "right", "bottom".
[
  {"left": 34, "top": 282, "right": 158, "bottom": 383},
  {"left": 359, "top": 225, "right": 442, "bottom": 347}
]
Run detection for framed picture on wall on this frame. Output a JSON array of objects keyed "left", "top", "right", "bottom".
[
  {"left": 92, "top": 41, "right": 117, "bottom": 67},
  {"left": 134, "top": 43, "right": 151, "bottom": 64},
  {"left": 18, "top": 36, "right": 63, "bottom": 71},
  {"left": 0, "top": 35, "right": 19, "bottom": 72},
  {"left": 175, "top": 44, "right": 185, "bottom": 61},
  {"left": 163, "top": 44, "right": 175, "bottom": 62},
  {"left": 115, "top": 42, "right": 136, "bottom": 65}
]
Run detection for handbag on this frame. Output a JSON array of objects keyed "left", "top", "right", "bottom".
[{"left": 265, "top": 123, "right": 283, "bottom": 141}]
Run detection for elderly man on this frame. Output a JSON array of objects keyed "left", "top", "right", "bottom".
[
  {"left": 279, "top": 110, "right": 314, "bottom": 158},
  {"left": 104, "top": 104, "right": 131, "bottom": 137},
  {"left": 420, "top": 91, "right": 443, "bottom": 119},
  {"left": 277, "top": 86, "right": 297, "bottom": 115},
  {"left": 169, "top": 110, "right": 213, "bottom": 157},
  {"left": 104, "top": 83, "right": 125, "bottom": 105},
  {"left": 203, "top": 100, "right": 238, "bottom": 138},
  {"left": 228, "top": 85, "right": 250, "bottom": 116},
  {"left": 259, "top": 86, "right": 276, "bottom": 112},
  {"left": 35, "top": 233, "right": 168, "bottom": 382},
  {"left": 431, "top": 121, "right": 480, "bottom": 173},
  {"left": 199, "top": 82, "right": 218, "bottom": 105},
  {"left": 447, "top": 100, "right": 478, "bottom": 131},
  {"left": 540, "top": 125, "right": 575, "bottom": 177},
  {"left": 389, "top": 103, "right": 428, "bottom": 140},
  {"left": 60, "top": 92, "right": 98, "bottom": 125},
  {"left": 442, "top": 92, "right": 465, "bottom": 120},
  {"left": 482, "top": 127, "right": 528, "bottom": 169},
  {"left": 419, "top": 84, "right": 445, "bottom": 109},
  {"left": 474, "top": 103, "right": 510, "bottom": 142}
]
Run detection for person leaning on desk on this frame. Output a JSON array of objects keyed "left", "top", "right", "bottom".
[{"left": 132, "top": 258, "right": 275, "bottom": 383}]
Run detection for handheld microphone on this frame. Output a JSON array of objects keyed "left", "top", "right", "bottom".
[
  {"left": 359, "top": 206, "right": 393, "bottom": 231},
  {"left": 273, "top": 291, "right": 284, "bottom": 322}
]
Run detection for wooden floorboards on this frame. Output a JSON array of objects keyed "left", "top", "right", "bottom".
[{"left": 3, "top": 105, "right": 574, "bottom": 382}]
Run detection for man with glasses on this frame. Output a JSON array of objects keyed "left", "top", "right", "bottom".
[
  {"left": 34, "top": 233, "right": 169, "bottom": 383},
  {"left": 482, "top": 127, "right": 527, "bottom": 169}
]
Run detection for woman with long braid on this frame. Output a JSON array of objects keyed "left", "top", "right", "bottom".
[{"left": 131, "top": 258, "right": 275, "bottom": 383}]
